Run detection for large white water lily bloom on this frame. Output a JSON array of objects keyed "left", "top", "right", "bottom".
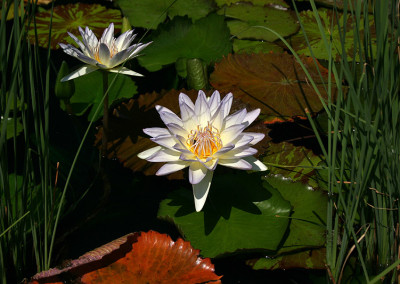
[
  {"left": 138, "top": 90, "right": 268, "bottom": 212},
  {"left": 59, "top": 23, "right": 151, "bottom": 82}
]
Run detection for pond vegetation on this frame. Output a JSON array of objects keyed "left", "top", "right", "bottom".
[{"left": 1, "top": 0, "right": 399, "bottom": 283}]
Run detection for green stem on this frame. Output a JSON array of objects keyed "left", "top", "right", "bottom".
[{"left": 102, "top": 71, "right": 109, "bottom": 157}]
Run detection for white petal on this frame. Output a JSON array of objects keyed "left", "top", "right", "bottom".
[
  {"left": 166, "top": 123, "right": 188, "bottom": 137},
  {"left": 127, "top": 41, "right": 152, "bottom": 59},
  {"left": 214, "top": 144, "right": 235, "bottom": 155},
  {"left": 179, "top": 93, "right": 195, "bottom": 110},
  {"left": 179, "top": 153, "right": 197, "bottom": 162},
  {"left": 244, "top": 132, "right": 265, "bottom": 145},
  {"left": 232, "top": 134, "right": 254, "bottom": 148},
  {"left": 151, "top": 135, "right": 176, "bottom": 149},
  {"left": 60, "top": 65, "right": 98, "bottom": 82},
  {"left": 218, "top": 147, "right": 258, "bottom": 159},
  {"left": 143, "top": 127, "right": 170, "bottom": 138},
  {"left": 108, "top": 67, "right": 143, "bottom": 76},
  {"left": 173, "top": 135, "right": 192, "bottom": 154},
  {"left": 195, "top": 91, "right": 211, "bottom": 126},
  {"left": 98, "top": 43, "right": 111, "bottom": 67},
  {"left": 202, "top": 157, "right": 219, "bottom": 171},
  {"left": 210, "top": 103, "right": 224, "bottom": 130},
  {"left": 137, "top": 146, "right": 162, "bottom": 159},
  {"left": 189, "top": 162, "right": 207, "bottom": 184},
  {"left": 159, "top": 111, "right": 183, "bottom": 127},
  {"left": 115, "top": 30, "right": 136, "bottom": 50},
  {"left": 147, "top": 148, "right": 181, "bottom": 162},
  {"left": 179, "top": 102, "right": 197, "bottom": 131},
  {"left": 208, "top": 90, "right": 221, "bottom": 115},
  {"left": 243, "top": 156, "right": 268, "bottom": 171},
  {"left": 67, "top": 32, "right": 91, "bottom": 57},
  {"left": 156, "top": 161, "right": 189, "bottom": 176},
  {"left": 221, "top": 93, "right": 233, "bottom": 118},
  {"left": 100, "top": 23, "right": 114, "bottom": 47},
  {"left": 193, "top": 170, "right": 214, "bottom": 212},
  {"left": 225, "top": 109, "right": 247, "bottom": 128},
  {"left": 79, "top": 26, "right": 98, "bottom": 53},
  {"left": 243, "top": 109, "right": 261, "bottom": 126},
  {"left": 220, "top": 124, "right": 246, "bottom": 145},
  {"left": 108, "top": 49, "right": 131, "bottom": 68},
  {"left": 218, "top": 158, "right": 252, "bottom": 170}
]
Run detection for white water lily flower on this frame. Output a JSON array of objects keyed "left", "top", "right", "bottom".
[
  {"left": 138, "top": 90, "right": 268, "bottom": 212},
  {"left": 59, "top": 23, "right": 151, "bottom": 81}
]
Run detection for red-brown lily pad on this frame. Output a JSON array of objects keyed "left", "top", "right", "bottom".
[
  {"left": 210, "top": 52, "right": 336, "bottom": 119},
  {"left": 30, "top": 231, "right": 222, "bottom": 283},
  {"left": 27, "top": 3, "right": 122, "bottom": 49},
  {"left": 95, "top": 89, "right": 271, "bottom": 177}
]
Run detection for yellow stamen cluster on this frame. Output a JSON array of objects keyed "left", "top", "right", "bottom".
[{"left": 187, "top": 122, "right": 222, "bottom": 159}]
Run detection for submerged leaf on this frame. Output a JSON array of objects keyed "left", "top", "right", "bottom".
[
  {"left": 28, "top": 3, "right": 122, "bottom": 49},
  {"left": 138, "top": 14, "right": 232, "bottom": 72},
  {"left": 157, "top": 172, "right": 292, "bottom": 258},
  {"left": 210, "top": 52, "right": 335, "bottom": 118}
]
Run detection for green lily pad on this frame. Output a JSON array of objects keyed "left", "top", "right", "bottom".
[
  {"left": 216, "top": 0, "right": 289, "bottom": 8},
  {"left": 265, "top": 175, "right": 327, "bottom": 253},
  {"left": 233, "top": 39, "right": 283, "bottom": 54},
  {"left": 246, "top": 175, "right": 327, "bottom": 270},
  {"left": 263, "top": 142, "right": 323, "bottom": 188},
  {"left": 210, "top": 52, "right": 336, "bottom": 118},
  {"left": 28, "top": 3, "right": 122, "bottom": 49},
  {"left": 248, "top": 248, "right": 326, "bottom": 270},
  {"left": 138, "top": 14, "right": 232, "bottom": 72},
  {"left": 218, "top": 2, "right": 298, "bottom": 41},
  {"left": 116, "top": 0, "right": 216, "bottom": 30},
  {"left": 290, "top": 8, "right": 375, "bottom": 61},
  {"left": 157, "top": 172, "right": 292, "bottom": 258},
  {"left": 60, "top": 71, "right": 137, "bottom": 122}
]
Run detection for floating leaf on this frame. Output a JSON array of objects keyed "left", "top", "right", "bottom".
[
  {"left": 28, "top": 3, "right": 122, "bottom": 49},
  {"left": 263, "top": 142, "right": 323, "bottom": 188},
  {"left": 247, "top": 248, "right": 326, "bottom": 270},
  {"left": 158, "top": 172, "right": 292, "bottom": 258},
  {"left": 215, "top": 0, "right": 289, "bottom": 8},
  {"left": 218, "top": 3, "right": 298, "bottom": 41},
  {"left": 138, "top": 14, "right": 232, "bottom": 72},
  {"left": 265, "top": 175, "right": 326, "bottom": 253},
  {"left": 95, "top": 89, "right": 271, "bottom": 176},
  {"left": 60, "top": 71, "right": 137, "bottom": 122},
  {"left": 116, "top": 0, "right": 216, "bottom": 30},
  {"left": 210, "top": 52, "right": 335, "bottom": 118},
  {"left": 233, "top": 39, "right": 283, "bottom": 54},
  {"left": 244, "top": 175, "right": 327, "bottom": 270},
  {"left": 30, "top": 231, "right": 221, "bottom": 283},
  {"left": 290, "top": 8, "right": 375, "bottom": 61}
]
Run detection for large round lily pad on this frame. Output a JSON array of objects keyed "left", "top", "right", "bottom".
[
  {"left": 218, "top": 2, "right": 298, "bottom": 42},
  {"left": 157, "top": 172, "right": 292, "bottom": 258},
  {"left": 116, "top": 0, "right": 216, "bottom": 30},
  {"left": 210, "top": 52, "right": 335, "bottom": 118},
  {"left": 28, "top": 3, "right": 122, "bottom": 49},
  {"left": 138, "top": 14, "right": 232, "bottom": 72}
]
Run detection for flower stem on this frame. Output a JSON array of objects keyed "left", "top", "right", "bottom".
[{"left": 101, "top": 71, "right": 109, "bottom": 157}]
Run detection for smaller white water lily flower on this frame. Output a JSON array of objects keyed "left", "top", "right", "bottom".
[
  {"left": 59, "top": 23, "right": 151, "bottom": 82},
  {"left": 138, "top": 90, "right": 268, "bottom": 212}
]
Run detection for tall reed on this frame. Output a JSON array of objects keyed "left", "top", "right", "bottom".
[
  {"left": 294, "top": 0, "right": 400, "bottom": 282},
  {"left": 0, "top": 0, "right": 57, "bottom": 281}
]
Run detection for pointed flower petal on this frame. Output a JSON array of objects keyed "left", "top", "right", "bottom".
[
  {"left": 193, "top": 170, "right": 213, "bottom": 212},
  {"left": 61, "top": 65, "right": 98, "bottom": 82}
]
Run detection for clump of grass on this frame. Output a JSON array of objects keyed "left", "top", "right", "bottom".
[{"left": 293, "top": 0, "right": 400, "bottom": 282}]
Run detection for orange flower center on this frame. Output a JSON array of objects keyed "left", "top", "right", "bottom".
[{"left": 187, "top": 122, "right": 222, "bottom": 159}]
